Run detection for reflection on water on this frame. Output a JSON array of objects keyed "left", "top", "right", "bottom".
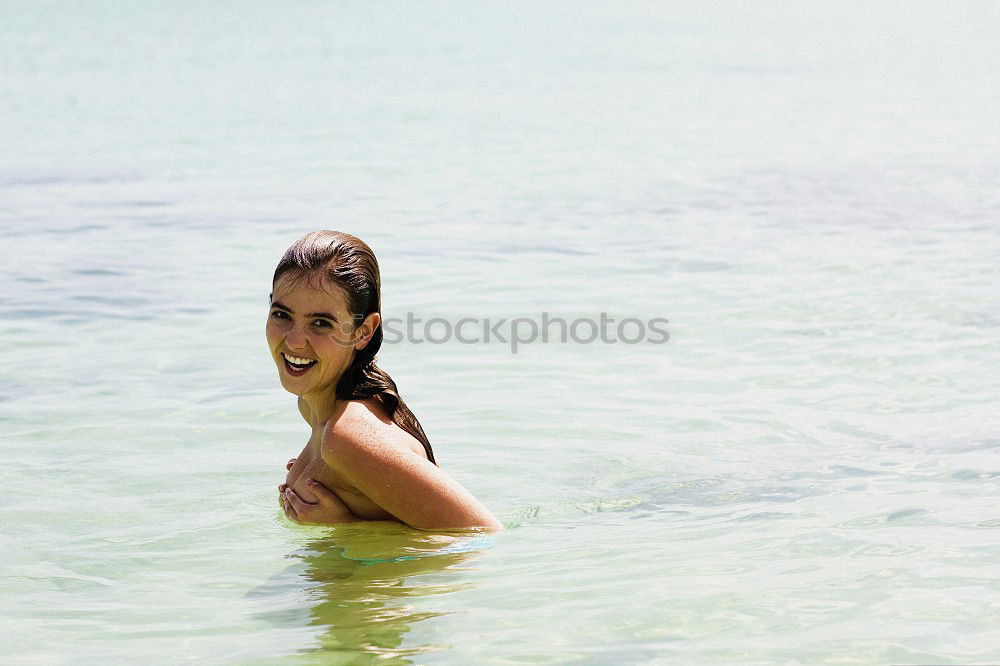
[{"left": 250, "top": 523, "right": 495, "bottom": 663}]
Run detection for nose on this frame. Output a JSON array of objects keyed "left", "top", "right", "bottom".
[{"left": 285, "top": 324, "right": 308, "bottom": 350}]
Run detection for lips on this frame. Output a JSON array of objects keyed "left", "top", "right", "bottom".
[{"left": 282, "top": 352, "right": 317, "bottom": 376}]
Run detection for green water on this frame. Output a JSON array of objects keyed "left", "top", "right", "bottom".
[{"left": 2, "top": 1, "right": 1000, "bottom": 663}]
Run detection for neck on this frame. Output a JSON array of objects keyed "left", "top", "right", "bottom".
[{"left": 301, "top": 386, "right": 340, "bottom": 432}]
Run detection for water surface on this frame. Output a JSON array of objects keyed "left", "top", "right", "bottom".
[{"left": 2, "top": 1, "right": 999, "bottom": 663}]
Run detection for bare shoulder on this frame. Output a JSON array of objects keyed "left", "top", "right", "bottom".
[
  {"left": 345, "top": 397, "right": 392, "bottom": 425},
  {"left": 318, "top": 400, "right": 502, "bottom": 531},
  {"left": 333, "top": 399, "right": 428, "bottom": 459},
  {"left": 321, "top": 399, "right": 426, "bottom": 462}
]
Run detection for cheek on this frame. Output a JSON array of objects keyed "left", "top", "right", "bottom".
[
  {"left": 265, "top": 322, "right": 285, "bottom": 345},
  {"left": 316, "top": 340, "right": 353, "bottom": 369}
]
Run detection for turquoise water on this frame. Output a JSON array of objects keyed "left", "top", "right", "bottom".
[{"left": 3, "top": 2, "right": 1000, "bottom": 663}]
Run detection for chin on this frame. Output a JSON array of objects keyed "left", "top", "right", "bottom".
[
  {"left": 276, "top": 372, "right": 306, "bottom": 394},
  {"left": 274, "top": 366, "right": 303, "bottom": 395},
  {"left": 280, "top": 382, "right": 304, "bottom": 396}
]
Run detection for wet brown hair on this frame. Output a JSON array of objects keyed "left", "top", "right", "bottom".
[{"left": 271, "top": 230, "right": 436, "bottom": 465}]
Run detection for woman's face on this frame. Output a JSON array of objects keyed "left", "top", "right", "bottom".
[{"left": 266, "top": 272, "right": 371, "bottom": 397}]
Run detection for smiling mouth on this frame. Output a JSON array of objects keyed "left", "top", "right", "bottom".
[{"left": 282, "top": 353, "right": 318, "bottom": 376}]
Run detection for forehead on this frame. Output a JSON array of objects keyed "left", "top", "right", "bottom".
[{"left": 271, "top": 272, "right": 351, "bottom": 313}]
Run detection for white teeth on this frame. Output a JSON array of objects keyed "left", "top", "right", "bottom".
[{"left": 283, "top": 353, "right": 316, "bottom": 366}]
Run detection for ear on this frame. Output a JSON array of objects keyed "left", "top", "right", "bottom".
[{"left": 354, "top": 312, "right": 381, "bottom": 350}]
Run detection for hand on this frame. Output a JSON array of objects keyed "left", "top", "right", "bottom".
[
  {"left": 278, "top": 458, "right": 298, "bottom": 496},
  {"left": 279, "top": 477, "right": 359, "bottom": 525},
  {"left": 278, "top": 458, "right": 297, "bottom": 510}
]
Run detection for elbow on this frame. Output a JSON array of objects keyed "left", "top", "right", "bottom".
[
  {"left": 411, "top": 512, "right": 503, "bottom": 533},
  {"left": 463, "top": 506, "right": 504, "bottom": 532},
  {"left": 466, "top": 511, "right": 504, "bottom": 533},
  {"left": 482, "top": 515, "right": 504, "bottom": 532}
]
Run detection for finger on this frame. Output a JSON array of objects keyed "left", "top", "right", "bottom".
[
  {"left": 279, "top": 483, "right": 287, "bottom": 493},
  {"left": 281, "top": 495, "right": 299, "bottom": 522},
  {"left": 304, "top": 478, "right": 343, "bottom": 507},
  {"left": 286, "top": 458, "right": 297, "bottom": 471},
  {"left": 284, "top": 488, "right": 316, "bottom": 516}
]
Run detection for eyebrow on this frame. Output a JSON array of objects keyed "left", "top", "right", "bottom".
[{"left": 270, "top": 301, "right": 339, "bottom": 321}]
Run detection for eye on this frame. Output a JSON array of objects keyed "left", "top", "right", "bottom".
[
  {"left": 270, "top": 309, "right": 290, "bottom": 320},
  {"left": 312, "top": 318, "right": 333, "bottom": 329}
]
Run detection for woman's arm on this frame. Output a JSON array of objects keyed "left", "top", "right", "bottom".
[{"left": 321, "top": 423, "right": 503, "bottom": 532}]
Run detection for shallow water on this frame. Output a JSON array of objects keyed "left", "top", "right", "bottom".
[{"left": 2, "top": 1, "right": 1000, "bottom": 663}]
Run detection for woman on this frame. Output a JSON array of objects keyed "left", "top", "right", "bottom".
[{"left": 270, "top": 231, "right": 502, "bottom": 532}]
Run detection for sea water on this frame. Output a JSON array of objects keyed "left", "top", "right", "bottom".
[{"left": 2, "top": 1, "right": 999, "bottom": 663}]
